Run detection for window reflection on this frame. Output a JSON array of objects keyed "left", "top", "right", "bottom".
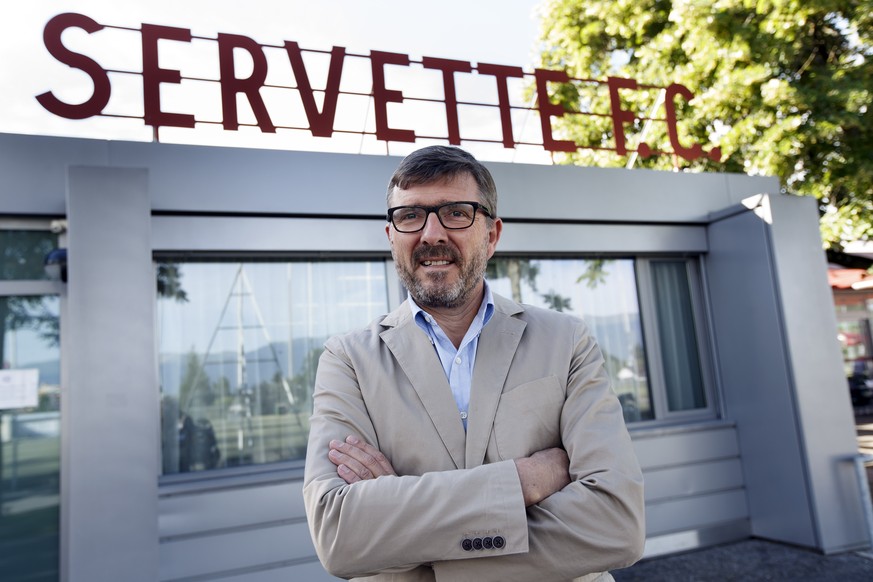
[
  {"left": 0, "top": 295, "right": 61, "bottom": 582},
  {"left": 157, "top": 260, "right": 389, "bottom": 475},
  {"left": 1, "top": 231, "right": 58, "bottom": 281},
  {"left": 487, "top": 257, "right": 653, "bottom": 423}
]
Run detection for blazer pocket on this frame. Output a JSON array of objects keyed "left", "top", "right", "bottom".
[{"left": 492, "top": 376, "right": 564, "bottom": 460}]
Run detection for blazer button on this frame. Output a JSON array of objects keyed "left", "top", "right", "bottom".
[
  {"left": 483, "top": 537, "right": 493, "bottom": 549},
  {"left": 472, "top": 538, "right": 483, "bottom": 550},
  {"left": 461, "top": 538, "right": 473, "bottom": 551},
  {"left": 493, "top": 535, "right": 505, "bottom": 549}
]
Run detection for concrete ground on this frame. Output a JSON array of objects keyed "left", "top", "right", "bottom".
[
  {"left": 612, "top": 411, "right": 873, "bottom": 581},
  {"left": 612, "top": 538, "right": 873, "bottom": 581}
]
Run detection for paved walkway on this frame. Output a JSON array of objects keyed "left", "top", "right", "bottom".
[
  {"left": 613, "top": 411, "right": 873, "bottom": 581},
  {"left": 612, "top": 539, "right": 873, "bottom": 581}
]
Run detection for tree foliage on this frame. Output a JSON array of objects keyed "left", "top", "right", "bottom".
[
  {"left": 0, "top": 231, "right": 59, "bottom": 368},
  {"left": 535, "top": 0, "right": 872, "bottom": 248}
]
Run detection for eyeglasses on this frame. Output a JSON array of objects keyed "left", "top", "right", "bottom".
[{"left": 387, "top": 201, "right": 492, "bottom": 233}]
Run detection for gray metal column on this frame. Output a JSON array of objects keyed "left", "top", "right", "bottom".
[
  {"left": 706, "top": 199, "right": 816, "bottom": 547},
  {"left": 706, "top": 194, "right": 867, "bottom": 553},
  {"left": 62, "top": 166, "right": 159, "bottom": 582},
  {"left": 765, "top": 194, "right": 868, "bottom": 553}
]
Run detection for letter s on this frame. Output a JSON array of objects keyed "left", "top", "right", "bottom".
[{"left": 36, "top": 13, "right": 111, "bottom": 120}]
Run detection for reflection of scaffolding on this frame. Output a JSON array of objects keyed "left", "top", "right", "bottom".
[{"left": 185, "top": 265, "right": 298, "bottom": 461}]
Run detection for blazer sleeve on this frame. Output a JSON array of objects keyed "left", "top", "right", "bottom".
[
  {"left": 302, "top": 336, "right": 531, "bottom": 579},
  {"left": 432, "top": 320, "right": 646, "bottom": 581}
]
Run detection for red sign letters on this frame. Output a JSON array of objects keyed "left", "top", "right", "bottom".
[{"left": 36, "top": 12, "right": 721, "bottom": 162}]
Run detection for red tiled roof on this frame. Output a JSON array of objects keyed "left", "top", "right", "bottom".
[{"left": 828, "top": 268, "right": 871, "bottom": 289}]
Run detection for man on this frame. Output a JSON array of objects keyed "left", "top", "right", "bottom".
[{"left": 303, "top": 146, "right": 645, "bottom": 581}]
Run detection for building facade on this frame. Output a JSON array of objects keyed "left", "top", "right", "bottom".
[{"left": 0, "top": 131, "right": 867, "bottom": 582}]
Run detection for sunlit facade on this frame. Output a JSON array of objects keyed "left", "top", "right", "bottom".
[{"left": 0, "top": 132, "right": 866, "bottom": 582}]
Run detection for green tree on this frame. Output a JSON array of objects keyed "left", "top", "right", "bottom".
[
  {"left": 0, "top": 231, "right": 59, "bottom": 365},
  {"left": 290, "top": 346, "right": 324, "bottom": 408},
  {"left": 535, "top": 0, "right": 872, "bottom": 249},
  {"left": 179, "top": 348, "right": 213, "bottom": 412},
  {"left": 157, "top": 263, "right": 189, "bottom": 302},
  {"left": 576, "top": 259, "right": 609, "bottom": 289},
  {"left": 486, "top": 258, "right": 540, "bottom": 302},
  {"left": 541, "top": 289, "right": 573, "bottom": 311},
  {"left": 258, "top": 371, "right": 290, "bottom": 415}
]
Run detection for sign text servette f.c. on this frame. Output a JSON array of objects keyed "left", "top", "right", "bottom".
[{"left": 35, "top": 12, "right": 721, "bottom": 163}]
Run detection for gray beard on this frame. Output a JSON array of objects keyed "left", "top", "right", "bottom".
[{"left": 393, "top": 243, "right": 489, "bottom": 309}]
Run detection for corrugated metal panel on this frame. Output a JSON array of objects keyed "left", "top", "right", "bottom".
[
  {"left": 160, "top": 481, "right": 305, "bottom": 539},
  {"left": 646, "top": 489, "right": 749, "bottom": 536},
  {"left": 643, "top": 520, "right": 751, "bottom": 558},
  {"left": 159, "top": 520, "right": 318, "bottom": 581},
  {"left": 644, "top": 458, "right": 744, "bottom": 502},
  {"left": 159, "top": 479, "right": 339, "bottom": 581},
  {"left": 214, "top": 560, "right": 344, "bottom": 582},
  {"left": 158, "top": 425, "right": 749, "bottom": 579},
  {"left": 632, "top": 424, "right": 748, "bottom": 538},
  {"left": 633, "top": 424, "right": 740, "bottom": 469}
]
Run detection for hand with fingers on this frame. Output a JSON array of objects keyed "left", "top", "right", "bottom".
[
  {"left": 328, "top": 435, "right": 397, "bottom": 483},
  {"left": 514, "top": 447, "right": 570, "bottom": 507},
  {"left": 329, "top": 435, "right": 569, "bottom": 506}
]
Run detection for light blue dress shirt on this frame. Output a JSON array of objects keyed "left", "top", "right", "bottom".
[{"left": 409, "top": 281, "right": 495, "bottom": 431}]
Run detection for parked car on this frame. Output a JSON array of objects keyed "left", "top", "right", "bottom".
[{"left": 849, "top": 359, "right": 873, "bottom": 406}]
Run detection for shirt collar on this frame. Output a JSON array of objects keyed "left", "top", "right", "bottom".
[{"left": 409, "top": 280, "right": 495, "bottom": 331}]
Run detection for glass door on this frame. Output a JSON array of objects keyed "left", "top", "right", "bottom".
[{"left": 0, "top": 226, "right": 62, "bottom": 582}]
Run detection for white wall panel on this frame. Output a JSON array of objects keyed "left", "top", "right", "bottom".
[
  {"left": 632, "top": 424, "right": 740, "bottom": 470},
  {"left": 643, "top": 458, "right": 744, "bottom": 503},
  {"left": 159, "top": 480, "right": 306, "bottom": 539},
  {"left": 215, "top": 560, "right": 343, "bottom": 582},
  {"left": 159, "top": 521, "right": 316, "bottom": 581},
  {"left": 645, "top": 490, "right": 749, "bottom": 537}
]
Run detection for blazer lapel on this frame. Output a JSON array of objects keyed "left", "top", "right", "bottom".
[
  {"left": 465, "top": 296, "right": 526, "bottom": 468},
  {"left": 380, "top": 304, "right": 466, "bottom": 470}
]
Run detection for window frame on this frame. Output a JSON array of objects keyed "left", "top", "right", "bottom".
[
  {"left": 488, "top": 252, "right": 719, "bottom": 427},
  {"left": 0, "top": 218, "right": 64, "bottom": 582},
  {"left": 153, "top": 252, "right": 396, "bottom": 486},
  {"left": 152, "top": 214, "right": 398, "bottom": 487},
  {"left": 151, "top": 213, "right": 718, "bottom": 483},
  {"left": 636, "top": 256, "right": 719, "bottom": 424},
  {"left": 0, "top": 218, "right": 65, "bottom": 292}
]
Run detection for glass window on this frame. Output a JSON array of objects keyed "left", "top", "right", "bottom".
[
  {"left": 487, "top": 258, "right": 653, "bottom": 423},
  {"left": 837, "top": 318, "right": 873, "bottom": 406},
  {"left": 0, "top": 295, "right": 61, "bottom": 582},
  {"left": 1, "top": 231, "right": 58, "bottom": 281},
  {"left": 649, "top": 260, "right": 707, "bottom": 412},
  {"left": 156, "top": 259, "right": 390, "bottom": 475}
]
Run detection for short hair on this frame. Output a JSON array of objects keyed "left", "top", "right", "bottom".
[{"left": 386, "top": 146, "right": 498, "bottom": 217}]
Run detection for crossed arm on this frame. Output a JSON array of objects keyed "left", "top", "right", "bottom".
[
  {"left": 303, "top": 325, "right": 646, "bottom": 580},
  {"left": 329, "top": 436, "right": 571, "bottom": 507}
]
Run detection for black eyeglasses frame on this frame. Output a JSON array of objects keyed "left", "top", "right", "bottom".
[{"left": 386, "top": 201, "right": 492, "bottom": 233}]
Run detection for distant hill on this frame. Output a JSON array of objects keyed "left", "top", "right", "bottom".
[
  {"left": 16, "top": 315, "right": 643, "bottom": 399},
  {"left": 159, "top": 337, "right": 327, "bottom": 397},
  {"left": 12, "top": 359, "right": 60, "bottom": 386}
]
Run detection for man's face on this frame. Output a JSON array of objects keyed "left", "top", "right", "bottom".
[{"left": 386, "top": 174, "right": 502, "bottom": 310}]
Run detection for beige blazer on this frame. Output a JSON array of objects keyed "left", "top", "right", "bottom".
[{"left": 303, "top": 293, "right": 645, "bottom": 581}]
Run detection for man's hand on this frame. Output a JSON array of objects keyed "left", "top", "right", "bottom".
[
  {"left": 514, "top": 447, "right": 571, "bottom": 507},
  {"left": 328, "top": 437, "right": 569, "bottom": 507},
  {"left": 328, "top": 436, "right": 397, "bottom": 483}
]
